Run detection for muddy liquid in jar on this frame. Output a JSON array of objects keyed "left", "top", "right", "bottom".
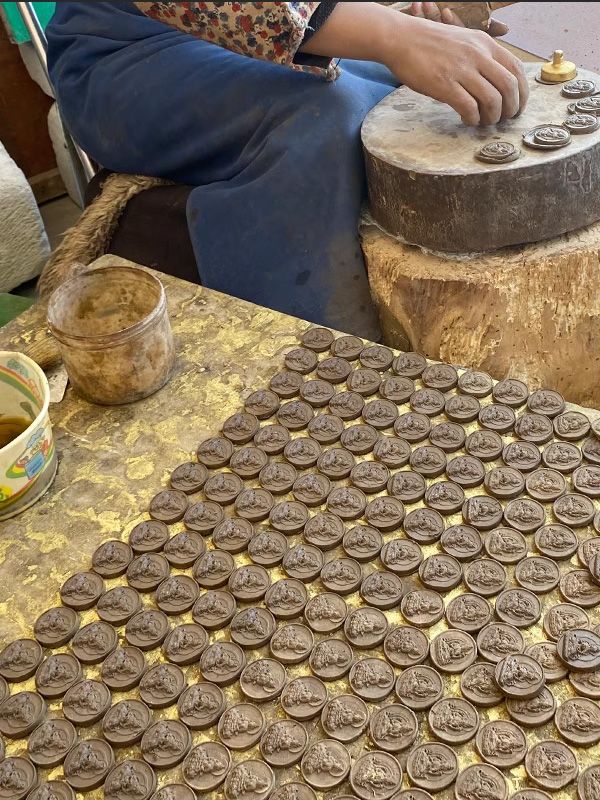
[{"left": 0, "top": 416, "right": 31, "bottom": 449}]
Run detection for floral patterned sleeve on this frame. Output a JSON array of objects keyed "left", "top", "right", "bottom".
[{"left": 134, "top": 2, "right": 340, "bottom": 79}]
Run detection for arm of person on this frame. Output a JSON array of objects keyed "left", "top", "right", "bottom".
[{"left": 300, "top": 2, "right": 528, "bottom": 125}]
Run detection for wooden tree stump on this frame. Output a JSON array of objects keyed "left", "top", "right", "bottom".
[{"left": 361, "top": 221, "right": 600, "bottom": 407}]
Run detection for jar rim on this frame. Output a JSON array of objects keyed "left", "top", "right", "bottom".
[{"left": 47, "top": 266, "right": 167, "bottom": 350}]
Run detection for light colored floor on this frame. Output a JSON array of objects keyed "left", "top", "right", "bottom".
[
  {"left": 39, "top": 194, "right": 81, "bottom": 251},
  {"left": 12, "top": 194, "right": 81, "bottom": 300}
]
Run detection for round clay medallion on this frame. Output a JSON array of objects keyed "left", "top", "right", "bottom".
[
  {"left": 283, "top": 544, "right": 323, "bottom": 582},
  {"left": 331, "top": 334, "right": 363, "bottom": 360},
  {"left": 362, "top": 399, "right": 398, "bottom": 430},
  {"left": 71, "top": 620, "right": 118, "bottom": 664},
  {"left": 573, "top": 465, "right": 600, "bottom": 498},
  {"left": 317, "top": 357, "right": 352, "bottom": 384},
  {"left": 139, "top": 663, "right": 186, "bottom": 708},
  {"left": 347, "top": 368, "right": 381, "bottom": 396},
  {"left": 525, "top": 741, "right": 578, "bottom": 790},
  {"left": 349, "top": 658, "right": 395, "bottom": 701},
  {"left": 373, "top": 438, "right": 411, "bottom": 471},
  {"left": 404, "top": 508, "right": 443, "bottom": 543},
  {"left": 301, "top": 740, "right": 350, "bottom": 790},
  {"left": 228, "top": 564, "right": 270, "bottom": 601},
  {"left": 102, "top": 699, "right": 151, "bottom": 746},
  {"left": 543, "top": 441, "right": 582, "bottom": 472},
  {"left": 92, "top": 539, "right": 133, "bottom": 576},
  {"left": 27, "top": 718, "right": 76, "bottom": 767},
  {"left": 104, "top": 761, "right": 157, "bottom": 800},
  {"left": 329, "top": 392, "right": 365, "bottom": 423},
  {"left": 245, "top": 388, "right": 280, "bottom": 418},
  {"left": 534, "top": 524, "right": 577, "bottom": 559},
  {"left": 284, "top": 347, "right": 318, "bottom": 374},
  {"left": 283, "top": 437, "right": 322, "bottom": 468},
  {"left": 410, "top": 445, "right": 447, "bottom": 478},
  {"left": 515, "top": 556, "right": 560, "bottom": 593},
  {"left": 59, "top": 572, "right": 104, "bottom": 611},
  {"left": 302, "top": 326, "right": 334, "bottom": 352},
  {"left": 177, "top": 682, "right": 225, "bottom": 730},
  {"left": 370, "top": 704, "right": 418, "bottom": 752},
  {"left": 34, "top": 607, "right": 79, "bottom": 648},
  {"left": 35, "top": 655, "right": 81, "bottom": 699},
  {"left": 490, "top": 378, "right": 528, "bottom": 407},
  {"left": 439, "top": 526, "right": 481, "bottom": 562},
  {"left": 446, "top": 593, "right": 492, "bottom": 633},
  {"left": 321, "top": 558, "right": 362, "bottom": 594},
  {"left": 254, "top": 424, "right": 291, "bottom": 454},
  {"left": 407, "top": 743, "right": 458, "bottom": 792},
  {"left": 307, "top": 413, "right": 344, "bottom": 444},
  {"left": 64, "top": 739, "right": 115, "bottom": 791},
  {"left": 170, "top": 461, "right": 208, "bottom": 493},
  {"left": 259, "top": 462, "right": 297, "bottom": 495},
  {"left": 200, "top": 642, "right": 245, "bottom": 686},
  {"left": 557, "top": 628, "right": 600, "bottom": 670},
  {"left": 350, "top": 461, "right": 389, "bottom": 493},
  {"left": 222, "top": 411, "right": 260, "bottom": 443},
  {"left": 484, "top": 528, "right": 527, "bottom": 565},
  {"left": 129, "top": 521, "right": 169, "bottom": 554},
  {"left": 581, "top": 536, "right": 600, "bottom": 566},
  {"left": 97, "top": 586, "right": 142, "bottom": 626},
  {"left": 345, "top": 607, "right": 388, "bottom": 648},
  {"left": 269, "top": 370, "right": 303, "bottom": 399},
  {"left": 479, "top": 403, "right": 516, "bottom": 433},
  {"left": 425, "top": 481, "right": 464, "bottom": 514},
  {"left": 0, "top": 692, "right": 46, "bottom": 739},
  {"left": 555, "top": 697, "right": 600, "bottom": 746},
  {"left": 458, "top": 369, "right": 493, "bottom": 396},
  {"left": 503, "top": 441, "right": 541, "bottom": 472},
  {"left": 465, "top": 431, "right": 503, "bottom": 462},
  {"left": 203, "top": 472, "right": 243, "bottom": 505},
  {"left": 310, "top": 639, "right": 353, "bottom": 681},
  {"left": 462, "top": 496, "right": 504, "bottom": 530},
  {"left": 515, "top": 412, "right": 554, "bottom": 444},
  {"left": 475, "top": 719, "right": 526, "bottom": 768},
  {"left": 321, "top": 694, "right": 368, "bottom": 742},
  {"left": 388, "top": 471, "right": 426, "bottom": 504},
  {"left": 544, "top": 603, "right": 589, "bottom": 641},
  {"left": 419, "top": 554, "right": 462, "bottom": 592},
  {"left": 265, "top": 578, "right": 308, "bottom": 619},
  {"left": 526, "top": 468, "right": 567, "bottom": 502},
  {"left": 528, "top": 388, "right": 566, "bottom": 416},
  {"left": 384, "top": 626, "right": 429, "bottom": 667},
  {"left": 269, "top": 500, "right": 309, "bottom": 533},
  {"left": 476, "top": 623, "right": 524, "bottom": 664},
  {"left": 430, "top": 630, "right": 476, "bottom": 673},
  {"left": 0, "top": 758, "right": 36, "bottom": 800},
  {"left": 217, "top": 702, "right": 265, "bottom": 750},
  {"left": 270, "top": 623, "right": 313, "bottom": 665},
  {"left": 401, "top": 589, "right": 444, "bottom": 627},
  {"left": 141, "top": 720, "right": 191, "bottom": 769},
  {"left": 394, "top": 412, "right": 431, "bottom": 443},
  {"left": 554, "top": 493, "right": 596, "bottom": 527},
  {"left": 184, "top": 500, "right": 225, "bottom": 532},
  {"left": 428, "top": 697, "right": 479, "bottom": 744},
  {"left": 240, "top": 658, "right": 286, "bottom": 701},
  {"left": 381, "top": 537, "right": 423, "bottom": 575},
  {"left": 231, "top": 607, "right": 276, "bottom": 649},
  {"left": 359, "top": 344, "right": 394, "bottom": 371},
  {"left": 101, "top": 647, "right": 146, "bottom": 691},
  {"left": 27, "top": 783, "right": 75, "bottom": 800},
  {"left": 229, "top": 446, "right": 268, "bottom": 478},
  {"left": 455, "top": 765, "right": 508, "bottom": 800},
  {"left": 360, "top": 570, "right": 403, "bottom": 609},
  {"left": 463, "top": 559, "right": 507, "bottom": 597},
  {"left": 317, "top": 448, "right": 355, "bottom": 480},
  {"left": 304, "top": 513, "right": 345, "bottom": 551},
  {"left": 192, "top": 551, "right": 235, "bottom": 588},
  {"left": 248, "top": 530, "right": 288, "bottom": 567},
  {"left": 182, "top": 742, "right": 230, "bottom": 792},
  {"left": 392, "top": 351, "right": 426, "bottom": 377},
  {"left": 192, "top": 590, "right": 236, "bottom": 630},
  {"left": 197, "top": 436, "right": 234, "bottom": 467},
  {"left": 277, "top": 400, "right": 313, "bottom": 431},
  {"left": 560, "top": 569, "right": 600, "bottom": 607},
  {"left": 126, "top": 553, "right": 170, "bottom": 592},
  {"left": 495, "top": 654, "right": 545, "bottom": 698},
  {"left": 281, "top": 676, "right": 327, "bottom": 720},
  {"left": 495, "top": 588, "right": 541, "bottom": 628},
  {"left": 460, "top": 662, "right": 504, "bottom": 707},
  {"left": 350, "top": 751, "right": 402, "bottom": 800},
  {"left": 562, "top": 78, "right": 597, "bottom": 97},
  {"left": 525, "top": 640, "right": 567, "bottom": 682},
  {"left": 63, "top": 680, "right": 110, "bottom": 726},
  {"left": 304, "top": 592, "right": 347, "bottom": 633},
  {"left": 212, "top": 518, "right": 253, "bottom": 554},
  {"left": 484, "top": 467, "right": 525, "bottom": 499},
  {"left": 380, "top": 375, "right": 414, "bottom": 403},
  {"left": 396, "top": 665, "right": 443, "bottom": 711},
  {"left": 125, "top": 609, "right": 170, "bottom": 650},
  {"left": 410, "top": 389, "right": 445, "bottom": 418},
  {"left": 149, "top": 490, "right": 188, "bottom": 524},
  {"left": 260, "top": 720, "right": 308, "bottom": 767}
]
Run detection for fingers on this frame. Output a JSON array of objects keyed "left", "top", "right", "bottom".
[
  {"left": 444, "top": 83, "right": 481, "bottom": 126},
  {"left": 411, "top": 2, "right": 443, "bottom": 22},
  {"left": 440, "top": 7, "right": 465, "bottom": 27},
  {"left": 478, "top": 58, "right": 520, "bottom": 119},
  {"left": 488, "top": 18, "right": 509, "bottom": 37},
  {"left": 493, "top": 44, "right": 530, "bottom": 113},
  {"left": 459, "top": 72, "right": 503, "bottom": 125}
]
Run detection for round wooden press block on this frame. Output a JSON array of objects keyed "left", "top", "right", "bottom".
[{"left": 362, "top": 64, "right": 600, "bottom": 252}]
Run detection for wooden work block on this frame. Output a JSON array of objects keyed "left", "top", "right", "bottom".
[
  {"left": 362, "top": 64, "right": 600, "bottom": 253},
  {"left": 361, "top": 221, "right": 600, "bottom": 407}
]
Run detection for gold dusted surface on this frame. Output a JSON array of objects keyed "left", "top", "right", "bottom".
[{"left": 2, "top": 257, "right": 600, "bottom": 800}]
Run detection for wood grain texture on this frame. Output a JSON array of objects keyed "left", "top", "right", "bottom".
[{"left": 362, "top": 220, "right": 600, "bottom": 407}]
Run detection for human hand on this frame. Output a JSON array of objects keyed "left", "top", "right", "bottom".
[
  {"left": 383, "top": 11, "right": 527, "bottom": 125},
  {"left": 409, "top": 2, "right": 510, "bottom": 37}
]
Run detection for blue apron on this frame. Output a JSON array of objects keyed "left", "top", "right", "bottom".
[{"left": 47, "top": 2, "right": 398, "bottom": 338}]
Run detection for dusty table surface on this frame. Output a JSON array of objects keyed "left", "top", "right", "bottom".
[{"left": 0, "top": 257, "right": 307, "bottom": 641}]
